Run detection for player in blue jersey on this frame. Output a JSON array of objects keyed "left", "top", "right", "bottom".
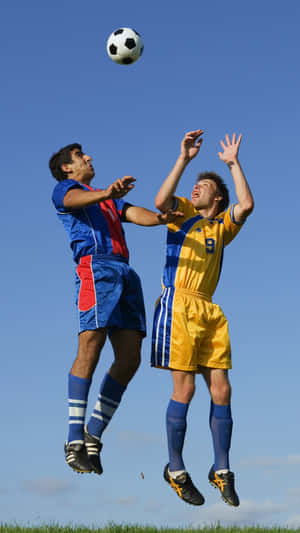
[
  {"left": 50, "top": 143, "right": 182, "bottom": 475},
  {"left": 152, "top": 130, "right": 254, "bottom": 506}
]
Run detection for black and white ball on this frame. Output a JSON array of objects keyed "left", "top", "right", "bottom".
[{"left": 106, "top": 28, "right": 144, "bottom": 65}]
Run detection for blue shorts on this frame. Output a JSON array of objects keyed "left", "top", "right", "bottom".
[{"left": 75, "top": 254, "right": 146, "bottom": 336}]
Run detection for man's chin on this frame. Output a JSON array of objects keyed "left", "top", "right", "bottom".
[{"left": 191, "top": 199, "right": 202, "bottom": 210}]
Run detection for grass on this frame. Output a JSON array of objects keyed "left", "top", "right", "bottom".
[{"left": 1, "top": 525, "right": 300, "bottom": 533}]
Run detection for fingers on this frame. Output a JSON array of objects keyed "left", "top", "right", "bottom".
[
  {"left": 185, "top": 129, "right": 204, "bottom": 137},
  {"left": 109, "top": 176, "right": 135, "bottom": 198},
  {"left": 121, "top": 175, "right": 136, "bottom": 185},
  {"left": 171, "top": 210, "right": 184, "bottom": 217},
  {"left": 158, "top": 210, "right": 184, "bottom": 225},
  {"left": 196, "top": 138, "right": 203, "bottom": 148},
  {"left": 221, "top": 133, "right": 242, "bottom": 147},
  {"left": 185, "top": 129, "right": 204, "bottom": 142}
]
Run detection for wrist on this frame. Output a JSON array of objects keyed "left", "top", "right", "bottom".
[
  {"left": 178, "top": 154, "right": 190, "bottom": 166},
  {"left": 101, "top": 189, "right": 110, "bottom": 201},
  {"left": 227, "top": 158, "right": 239, "bottom": 169}
]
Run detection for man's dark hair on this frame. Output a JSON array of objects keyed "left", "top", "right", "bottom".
[
  {"left": 49, "top": 143, "right": 82, "bottom": 181},
  {"left": 197, "top": 171, "right": 229, "bottom": 214}
]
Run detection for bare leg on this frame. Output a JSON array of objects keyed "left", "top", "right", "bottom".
[
  {"left": 109, "top": 328, "right": 143, "bottom": 385},
  {"left": 71, "top": 328, "right": 108, "bottom": 379}
]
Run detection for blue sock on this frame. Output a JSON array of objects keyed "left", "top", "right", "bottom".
[
  {"left": 166, "top": 399, "right": 189, "bottom": 472},
  {"left": 68, "top": 373, "right": 91, "bottom": 444},
  {"left": 210, "top": 401, "right": 232, "bottom": 471},
  {"left": 87, "top": 373, "right": 126, "bottom": 439}
]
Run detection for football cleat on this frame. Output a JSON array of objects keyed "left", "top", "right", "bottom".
[
  {"left": 208, "top": 466, "right": 240, "bottom": 506},
  {"left": 64, "top": 442, "right": 92, "bottom": 473},
  {"left": 84, "top": 427, "right": 103, "bottom": 475},
  {"left": 163, "top": 464, "right": 205, "bottom": 505}
]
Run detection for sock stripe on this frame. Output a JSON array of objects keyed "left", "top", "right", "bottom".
[
  {"left": 98, "top": 394, "right": 119, "bottom": 407},
  {"left": 67, "top": 374, "right": 91, "bottom": 444},
  {"left": 69, "top": 406, "right": 86, "bottom": 416},
  {"left": 86, "top": 373, "right": 125, "bottom": 439},
  {"left": 69, "top": 399, "right": 87, "bottom": 405},
  {"left": 90, "top": 413, "right": 108, "bottom": 422},
  {"left": 94, "top": 402, "right": 118, "bottom": 418}
]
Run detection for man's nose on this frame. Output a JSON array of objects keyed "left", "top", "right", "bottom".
[{"left": 84, "top": 154, "right": 92, "bottom": 162}]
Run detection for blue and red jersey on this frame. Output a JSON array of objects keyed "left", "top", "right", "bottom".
[{"left": 52, "top": 179, "right": 130, "bottom": 263}]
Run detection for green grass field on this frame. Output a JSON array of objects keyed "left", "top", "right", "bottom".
[{"left": 1, "top": 525, "right": 300, "bottom": 533}]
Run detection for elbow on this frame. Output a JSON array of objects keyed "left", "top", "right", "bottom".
[
  {"left": 155, "top": 200, "right": 166, "bottom": 212},
  {"left": 155, "top": 194, "right": 172, "bottom": 213},
  {"left": 242, "top": 199, "right": 255, "bottom": 217}
]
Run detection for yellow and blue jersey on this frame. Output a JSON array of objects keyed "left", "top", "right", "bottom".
[
  {"left": 163, "top": 196, "right": 243, "bottom": 298},
  {"left": 151, "top": 196, "right": 244, "bottom": 372}
]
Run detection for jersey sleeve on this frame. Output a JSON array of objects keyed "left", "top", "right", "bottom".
[
  {"left": 167, "top": 196, "right": 194, "bottom": 232},
  {"left": 52, "top": 179, "right": 83, "bottom": 212},
  {"left": 117, "top": 201, "right": 133, "bottom": 222},
  {"left": 222, "top": 204, "right": 244, "bottom": 246},
  {"left": 112, "top": 198, "right": 129, "bottom": 221}
]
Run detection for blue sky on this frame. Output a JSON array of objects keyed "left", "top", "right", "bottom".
[{"left": 1, "top": 0, "right": 300, "bottom": 528}]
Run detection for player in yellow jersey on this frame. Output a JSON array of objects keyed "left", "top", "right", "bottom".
[{"left": 151, "top": 129, "right": 254, "bottom": 507}]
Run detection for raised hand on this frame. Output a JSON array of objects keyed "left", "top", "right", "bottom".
[
  {"left": 218, "top": 134, "right": 242, "bottom": 165},
  {"left": 180, "top": 129, "right": 204, "bottom": 161},
  {"left": 105, "top": 176, "right": 136, "bottom": 199}
]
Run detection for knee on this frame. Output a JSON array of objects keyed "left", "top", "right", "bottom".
[
  {"left": 75, "top": 330, "right": 106, "bottom": 369},
  {"left": 82, "top": 331, "right": 105, "bottom": 353},
  {"left": 211, "top": 382, "right": 231, "bottom": 405},
  {"left": 111, "top": 351, "right": 141, "bottom": 384},
  {"left": 125, "top": 352, "right": 141, "bottom": 376},
  {"left": 173, "top": 382, "right": 196, "bottom": 404}
]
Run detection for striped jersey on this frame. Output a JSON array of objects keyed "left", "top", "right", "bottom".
[
  {"left": 52, "top": 179, "right": 130, "bottom": 263},
  {"left": 163, "top": 196, "right": 244, "bottom": 298}
]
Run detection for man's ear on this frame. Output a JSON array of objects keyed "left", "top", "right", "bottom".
[{"left": 61, "top": 163, "right": 72, "bottom": 175}]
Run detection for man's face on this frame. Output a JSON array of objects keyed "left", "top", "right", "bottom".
[
  {"left": 191, "top": 179, "right": 221, "bottom": 210},
  {"left": 67, "top": 148, "right": 95, "bottom": 181}
]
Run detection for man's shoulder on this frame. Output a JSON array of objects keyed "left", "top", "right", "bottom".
[
  {"left": 53, "top": 178, "right": 83, "bottom": 192},
  {"left": 52, "top": 179, "right": 83, "bottom": 210}
]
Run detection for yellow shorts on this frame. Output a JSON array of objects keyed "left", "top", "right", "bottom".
[{"left": 151, "top": 287, "right": 232, "bottom": 372}]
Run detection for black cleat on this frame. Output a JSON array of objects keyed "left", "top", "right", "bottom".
[
  {"left": 64, "top": 442, "right": 92, "bottom": 473},
  {"left": 208, "top": 466, "right": 240, "bottom": 506},
  {"left": 163, "top": 464, "right": 205, "bottom": 506},
  {"left": 84, "top": 427, "right": 103, "bottom": 475}
]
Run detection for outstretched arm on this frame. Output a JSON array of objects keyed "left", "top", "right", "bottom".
[
  {"left": 123, "top": 205, "right": 184, "bottom": 226},
  {"left": 63, "top": 176, "right": 135, "bottom": 209},
  {"left": 218, "top": 134, "right": 254, "bottom": 223},
  {"left": 155, "top": 129, "right": 204, "bottom": 212}
]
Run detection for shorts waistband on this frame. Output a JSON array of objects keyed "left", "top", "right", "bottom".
[
  {"left": 165, "top": 286, "right": 212, "bottom": 302},
  {"left": 79, "top": 254, "right": 129, "bottom": 265}
]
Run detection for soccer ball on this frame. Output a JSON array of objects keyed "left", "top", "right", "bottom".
[{"left": 106, "top": 28, "right": 144, "bottom": 65}]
